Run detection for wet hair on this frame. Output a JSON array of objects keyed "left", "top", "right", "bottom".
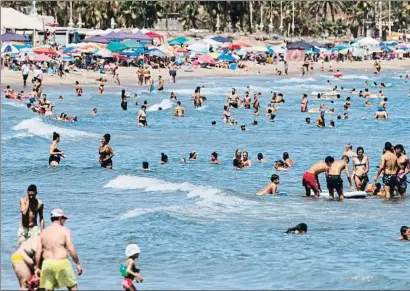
[
  {"left": 325, "top": 156, "right": 334, "bottom": 164},
  {"left": 103, "top": 133, "right": 111, "bottom": 143},
  {"left": 270, "top": 174, "right": 279, "bottom": 182},
  {"left": 400, "top": 226, "right": 409, "bottom": 238},
  {"left": 52, "top": 132, "right": 60, "bottom": 141},
  {"left": 6, "top": 85, "right": 10, "bottom": 89},
  {"left": 337, "top": 115, "right": 342, "bottom": 120},
  {"left": 177, "top": 101, "right": 181, "bottom": 105},
  {"left": 385, "top": 142, "right": 393, "bottom": 151},
  {"left": 241, "top": 125, "right": 246, "bottom": 130},
  {"left": 72, "top": 116, "right": 78, "bottom": 122},
  {"left": 283, "top": 152, "right": 289, "bottom": 160},
  {"left": 270, "top": 114, "right": 276, "bottom": 120},
  {"left": 285, "top": 223, "right": 308, "bottom": 234},
  {"left": 233, "top": 158, "right": 241, "bottom": 168},
  {"left": 305, "top": 117, "right": 311, "bottom": 122},
  {"left": 346, "top": 97, "right": 350, "bottom": 101},
  {"left": 161, "top": 153, "right": 168, "bottom": 163},
  {"left": 252, "top": 120, "right": 258, "bottom": 125},
  {"left": 75, "top": 81, "right": 79, "bottom": 85},
  {"left": 224, "top": 105, "right": 228, "bottom": 110},
  {"left": 211, "top": 121, "right": 216, "bottom": 125},
  {"left": 93, "top": 108, "right": 97, "bottom": 111},
  {"left": 51, "top": 217, "right": 59, "bottom": 222},
  {"left": 356, "top": 146, "right": 364, "bottom": 154},
  {"left": 267, "top": 109, "right": 272, "bottom": 114},
  {"left": 143, "top": 100, "right": 148, "bottom": 105},
  {"left": 337, "top": 94, "right": 341, "bottom": 99},
  {"left": 195, "top": 86, "right": 200, "bottom": 93},
  {"left": 342, "top": 155, "right": 350, "bottom": 163},
  {"left": 394, "top": 144, "right": 404, "bottom": 152},
  {"left": 330, "top": 120, "right": 335, "bottom": 127},
  {"left": 303, "top": 93, "right": 307, "bottom": 98},
  {"left": 257, "top": 153, "right": 263, "bottom": 160},
  {"left": 142, "top": 161, "right": 149, "bottom": 169},
  {"left": 383, "top": 97, "right": 388, "bottom": 101},
  {"left": 189, "top": 152, "right": 196, "bottom": 159},
  {"left": 141, "top": 105, "right": 146, "bottom": 110},
  {"left": 158, "top": 107, "right": 163, "bottom": 111},
  {"left": 211, "top": 152, "right": 218, "bottom": 159},
  {"left": 27, "top": 184, "right": 37, "bottom": 193}
]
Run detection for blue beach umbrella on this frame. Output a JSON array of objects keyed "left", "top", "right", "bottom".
[
  {"left": 217, "top": 54, "right": 236, "bottom": 61},
  {"left": 147, "top": 48, "right": 166, "bottom": 57},
  {"left": 211, "top": 35, "right": 231, "bottom": 43}
]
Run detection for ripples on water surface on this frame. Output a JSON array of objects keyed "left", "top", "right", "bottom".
[{"left": 2, "top": 70, "right": 410, "bottom": 289}]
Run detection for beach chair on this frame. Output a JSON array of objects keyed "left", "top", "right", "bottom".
[{"left": 229, "top": 63, "right": 237, "bottom": 70}]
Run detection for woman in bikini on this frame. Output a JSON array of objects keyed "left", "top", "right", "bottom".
[
  {"left": 352, "top": 146, "right": 369, "bottom": 191},
  {"left": 137, "top": 106, "right": 147, "bottom": 127},
  {"left": 99, "top": 134, "right": 114, "bottom": 169},
  {"left": 49, "top": 132, "right": 65, "bottom": 167}
]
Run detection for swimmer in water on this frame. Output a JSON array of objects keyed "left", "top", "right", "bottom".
[
  {"left": 283, "top": 152, "right": 294, "bottom": 167},
  {"left": 344, "top": 97, "right": 351, "bottom": 110},
  {"left": 160, "top": 153, "right": 168, "bottom": 164},
  {"left": 374, "top": 107, "right": 388, "bottom": 119},
  {"left": 98, "top": 82, "right": 104, "bottom": 95},
  {"left": 210, "top": 152, "right": 219, "bottom": 164},
  {"left": 99, "top": 134, "right": 114, "bottom": 169},
  {"left": 222, "top": 106, "right": 231, "bottom": 123},
  {"left": 305, "top": 117, "right": 311, "bottom": 124},
  {"left": 137, "top": 106, "right": 147, "bottom": 127},
  {"left": 157, "top": 75, "right": 164, "bottom": 91},
  {"left": 91, "top": 108, "right": 98, "bottom": 115},
  {"left": 75, "top": 81, "right": 83, "bottom": 96},
  {"left": 257, "top": 153, "right": 267, "bottom": 163},
  {"left": 352, "top": 147, "right": 369, "bottom": 191},
  {"left": 364, "top": 99, "right": 372, "bottom": 107},
  {"left": 395, "top": 144, "right": 409, "bottom": 197},
  {"left": 189, "top": 152, "right": 197, "bottom": 161},
  {"left": 121, "top": 89, "right": 128, "bottom": 111},
  {"left": 256, "top": 174, "right": 280, "bottom": 195},
  {"left": 251, "top": 120, "right": 258, "bottom": 126},
  {"left": 285, "top": 223, "right": 307, "bottom": 234},
  {"left": 122, "top": 244, "right": 144, "bottom": 291},
  {"left": 302, "top": 156, "right": 335, "bottom": 197},
  {"left": 329, "top": 120, "right": 335, "bottom": 127},
  {"left": 227, "top": 88, "right": 239, "bottom": 109},
  {"left": 49, "top": 132, "right": 65, "bottom": 167},
  {"left": 240, "top": 125, "right": 247, "bottom": 131},
  {"left": 326, "top": 155, "right": 354, "bottom": 200},
  {"left": 242, "top": 151, "right": 252, "bottom": 167},
  {"left": 142, "top": 161, "right": 151, "bottom": 171},
  {"left": 180, "top": 157, "right": 186, "bottom": 163},
  {"left": 398, "top": 226, "right": 410, "bottom": 241},
  {"left": 274, "top": 160, "right": 287, "bottom": 171},
  {"left": 316, "top": 111, "right": 325, "bottom": 128},
  {"left": 170, "top": 92, "right": 177, "bottom": 100},
  {"left": 173, "top": 101, "right": 184, "bottom": 117},
  {"left": 59, "top": 95, "right": 64, "bottom": 101},
  {"left": 300, "top": 94, "right": 308, "bottom": 112}
]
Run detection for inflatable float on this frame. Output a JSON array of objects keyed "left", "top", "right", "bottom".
[
  {"left": 317, "top": 191, "right": 367, "bottom": 199},
  {"left": 334, "top": 72, "right": 344, "bottom": 78},
  {"left": 311, "top": 91, "right": 340, "bottom": 97}
]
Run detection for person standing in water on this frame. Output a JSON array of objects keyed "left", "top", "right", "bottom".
[
  {"left": 137, "top": 106, "right": 147, "bottom": 127},
  {"left": 352, "top": 147, "right": 369, "bottom": 191},
  {"left": 99, "top": 134, "right": 114, "bottom": 169},
  {"left": 174, "top": 101, "right": 184, "bottom": 117},
  {"left": 157, "top": 75, "right": 164, "bottom": 91},
  {"left": 300, "top": 94, "right": 308, "bottom": 112},
  {"left": 395, "top": 144, "right": 409, "bottom": 197},
  {"left": 19, "top": 184, "right": 44, "bottom": 245},
  {"left": 35, "top": 209, "right": 82, "bottom": 290},
  {"left": 121, "top": 244, "right": 144, "bottom": 291},
  {"left": 343, "top": 144, "right": 356, "bottom": 158},
  {"left": 121, "top": 89, "right": 128, "bottom": 111},
  {"left": 75, "top": 81, "right": 83, "bottom": 97},
  {"left": 374, "top": 142, "right": 398, "bottom": 199},
  {"left": 49, "top": 132, "right": 65, "bottom": 167},
  {"left": 302, "top": 156, "right": 335, "bottom": 197},
  {"left": 327, "top": 155, "right": 355, "bottom": 201}
]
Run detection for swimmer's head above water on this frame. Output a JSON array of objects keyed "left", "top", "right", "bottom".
[{"left": 285, "top": 223, "right": 307, "bottom": 234}]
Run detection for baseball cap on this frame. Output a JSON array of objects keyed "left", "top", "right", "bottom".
[{"left": 50, "top": 209, "right": 69, "bottom": 219}]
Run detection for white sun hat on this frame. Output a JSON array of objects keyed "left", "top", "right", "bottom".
[{"left": 125, "top": 244, "right": 141, "bottom": 257}]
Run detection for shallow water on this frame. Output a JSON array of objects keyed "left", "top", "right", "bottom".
[{"left": 2, "top": 70, "right": 410, "bottom": 290}]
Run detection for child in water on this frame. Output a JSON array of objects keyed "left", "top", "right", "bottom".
[
  {"left": 121, "top": 244, "right": 143, "bottom": 291},
  {"left": 285, "top": 223, "right": 307, "bottom": 234}
]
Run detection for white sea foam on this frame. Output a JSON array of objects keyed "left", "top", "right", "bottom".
[
  {"left": 12, "top": 117, "right": 96, "bottom": 140},
  {"left": 338, "top": 74, "right": 370, "bottom": 80},
  {"left": 146, "top": 99, "right": 173, "bottom": 112},
  {"left": 275, "top": 77, "right": 316, "bottom": 83}
]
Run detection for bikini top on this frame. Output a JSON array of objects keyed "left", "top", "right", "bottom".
[{"left": 354, "top": 157, "right": 367, "bottom": 168}]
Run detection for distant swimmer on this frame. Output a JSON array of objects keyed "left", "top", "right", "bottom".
[
  {"left": 274, "top": 160, "right": 287, "bottom": 171},
  {"left": 19, "top": 184, "right": 44, "bottom": 245},
  {"left": 329, "top": 120, "right": 335, "bottom": 127},
  {"left": 283, "top": 152, "right": 294, "bottom": 167},
  {"left": 373, "top": 142, "right": 398, "bottom": 199},
  {"left": 189, "top": 152, "right": 197, "bottom": 161},
  {"left": 137, "top": 106, "right": 147, "bottom": 126},
  {"left": 344, "top": 97, "right": 351, "bottom": 110},
  {"left": 222, "top": 105, "right": 231, "bottom": 122},
  {"left": 374, "top": 107, "right": 388, "bottom": 119},
  {"left": 300, "top": 94, "right": 308, "bottom": 112},
  {"left": 305, "top": 117, "right": 311, "bottom": 124},
  {"left": 192, "top": 87, "right": 203, "bottom": 107},
  {"left": 91, "top": 108, "right": 98, "bottom": 115},
  {"left": 170, "top": 92, "right": 177, "bottom": 101},
  {"left": 160, "top": 153, "right": 168, "bottom": 164},
  {"left": 302, "top": 156, "right": 335, "bottom": 197},
  {"left": 142, "top": 161, "right": 151, "bottom": 171},
  {"left": 99, "top": 134, "right": 114, "bottom": 169},
  {"left": 174, "top": 101, "right": 185, "bottom": 117},
  {"left": 49, "top": 132, "right": 65, "bottom": 167},
  {"left": 398, "top": 226, "right": 410, "bottom": 241},
  {"left": 256, "top": 174, "right": 280, "bottom": 195},
  {"left": 227, "top": 88, "right": 239, "bottom": 108},
  {"left": 395, "top": 144, "right": 409, "bottom": 197},
  {"left": 242, "top": 151, "right": 252, "bottom": 167},
  {"left": 157, "top": 75, "right": 164, "bottom": 91},
  {"left": 243, "top": 93, "right": 251, "bottom": 109},
  {"left": 75, "top": 81, "right": 83, "bottom": 97},
  {"left": 98, "top": 81, "right": 104, "bottom": 95},
  {"left": 210, "top": 152, "right": 219, "bottom": 164},
  {"left": 121, "top": 244, "right": 144, "bottom": 291},
  {"left": 343, "top": 144, "right": 356, "bottom": 158},
  {"left": 257, "top": 153, "right": 267, "bottom": 163},
  {"left": 352, "top": 147, "right": 370, "bottom": 191},
  {"left": 316, "top": 111, "right": 325, "bottom": 128},
  {"left": 285, "top": 223, "right": 307, "bottom": 234},
  {"left": 121, "top": 89, "right": 129, "bottom": 111},
  {"left": 379, "top": 97, "right": 388, "bottom": 109},
  {"left": 364, "top": 99, "right": 372, "bottom": 107},
  {"left": 326, "top": 155, "right": 354, "bottom": 200}
]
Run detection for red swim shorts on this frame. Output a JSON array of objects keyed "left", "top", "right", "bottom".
[
  {"left": 122, "top": 278, "right": 134, "bottom": 290},
  {"left": 302, "top": 172, "right": 319, "bottom": 193}
]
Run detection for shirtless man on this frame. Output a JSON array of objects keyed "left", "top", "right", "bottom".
[
  {"left": 35, "top": 209, "right": 82, "bottom": 290},
  {"left": 210, "top": 152, "right": 219, "bottom": 164},
  {"left": 174, "top": 101, "right": 185, "bottom": 117},
  {"left": 227, "top": 88, "right": 239, "bottom": 109},
  {"left": 374, "top": 108, "right": 388, "bottom": 119},
  {"left": 157, "top": 75, "right": 164, "bottom": 91},
  {"left": 395, "top": 144, "right": 409, "bottom": 197},
  {"left": 19, "top": 184, "right": 44, "bottom": 245},
  {"left": 374, "top": 142, "right": 398, "bottom": 199},
  {"left": 316, "top": 111, "right": 325, "bottom": 128},
  {"left": 257, "top": 174, "right": 280, "bottom": 195},
  {"left": 327, "top": 156, "right": 354, "bottom": 200},
  {"left": 243, "top": 94, "right": 251, "bottom": 109},
  {"left": 302, "top": 156, "right": 335, "bottom": 197},
  {"left": 343, "top": 144, "right": 356, "bottom": 158}
]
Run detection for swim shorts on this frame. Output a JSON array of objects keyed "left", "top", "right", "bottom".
[
  {"left": 122, "top": 278, "right": 134, "bottom": 290},
  {"left": 326, "top": 175, "right": 343, "bottom": 190},
  {"left": 39, "top": 259, "right": 77, "bottom": 290},
  {"left": 302, "top": 172, "right": 319, "bottom": 194},
  {"left": 10, "top": 252, "right": 24, "bottom": 263},
  {"left": 397, "top": 173, "right": 407, "bottom": 193},
  {"left": 18, "top": 225, "right": 40, "bottom": 242},
  {"left": 229, "top": 102, "right": 238, "bottom": 109},
  {"left": 383, "top": 174, "right": 397, "bottom": 187}
]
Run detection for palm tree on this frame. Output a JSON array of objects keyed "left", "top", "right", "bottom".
[
  {"left": 308, "top": 1, "right": 346, "bottom": 22},
  {"left": 180, "top": 2, "right": 200, "bottom": 29}
]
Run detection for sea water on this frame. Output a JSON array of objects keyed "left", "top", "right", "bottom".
[{"left": 2, "top": 70, "right": 410, "bottom": 289}]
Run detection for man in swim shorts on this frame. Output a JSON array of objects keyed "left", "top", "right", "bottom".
[
  {"left": 19, "top": 185, "right": 44, "bottom": 245},
  {"left": 327, "top": 156, "right": 354, "bottom": 200},
  {"left": 157, "top": 75, "right": 164, "bottom": 91},
  {"left": 35, "top": 209, "right": 82, "bottom": 290},
  {"left": 395, "top": 144, "right": 409, "bottom": 197},
  {"left": 374, "top": 142, "right": 399, "bottom": 199},
  {"left": 302, "top": 156, "right": 335, "bottom": 197}
]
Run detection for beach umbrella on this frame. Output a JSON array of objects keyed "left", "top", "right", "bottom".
[
  {"left": 235, "top": 48, "right": 247, "bottom": 55},
  {"left": 188, "top": 42, "right": 209, "bottom": 53},
  {"left": 1, "top": 43, "right": 20, "bottom": 53},
  {"left": 19, "top": 47, "right": 33, "bottom": 53},
  {"left": 197, "top": 54, "right": 215, "bottom": 65},
  {"left": 211, "top": 35, "right": 231, "bottom": 43},
  {"left": 202, "top": 38, "right": 223, "bottom": 47},
  {"left": 33, "top": 47, "right": 58, "bottom": 55},
  {"left": 147, "top": 48, "right": 166, "bottom": 57},
  {"left": 127, "top": 31, "right": 153, "bottom": 42},
  {"left": 93, "top": 48, "right": 113, "bottom": 58},
  {"left": 144, "top": 31, "right": 164, "bottom": 40},
  {"left": 63, "top": 46, "right": 80, "bottom": 53},
  {"left": 107, "top": 41, "right": 127, "bottom": 52},
  {"left": 383, "top": 41, "right": 398, "bottom": 47},
  {"left": 31, "top": 54, "right": 52, "bottom": 62},
  {"left": 269, "top": 45, "right": 286, "bottom": 54},
  {"left": 123, "top": 40, "right": 145, "bottom": 49},
  {"left": 62, "top": 55, "right": 74, "bottom": 62},
  {"left": 217, "top": 54, "right": 236, "bottom": 61},
  {"left": 175, "top": 47, "right": 189, "bottom": 53},
  {"left": 248, "top": 46, "right": 268, "bottom": 52},
  {"left": 82, "top": 35, "right": 110, "bottom": 44},
  {"left": 223, "top": 43, "right": 241, "bottom": 50},
  {"left": 168, "top": 36, "right": 189, "bottom": 45},
  {"left": 355, "top": 37, "right": 380, "bottom": 47},
  {"left": 398, "top": 43, "right": 408, "bottom": 49},
  {"left": 0, "top": 32, "right": 28, "bottom": 42}
]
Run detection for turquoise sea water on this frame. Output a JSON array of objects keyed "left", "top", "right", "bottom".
[{"left": 2, "top": 70, "right": 410, "bottom": 289}]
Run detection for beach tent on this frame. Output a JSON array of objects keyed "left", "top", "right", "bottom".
[
  {"left": 1, "top": 43, "right": 20, "bottom": 53},
  {"left": 0, "top": 32, "right": 29, "bottom": 42},
  {"left": 82, "top": 35, "right": 110, "bottom": 44},
  {"left": 211, "top": 35, "right": 231, "bottom": 43},
  {"left": 1, "top": 8, "right": 44, "bottom": 31},
  {"left": 217, "top": 54, "right": 236, "bottom": 62},
  {"left": 104, "top": 31, "right": 129, "bottom": 40},
  {"left": 107, "top": 42, "right": 127, "bottom": 52},
  {"left": 168, "top": 36, "right": 189, "bottom": 45},
  {"left": 309, "top": 41, "right": 327, "bottom": 48},
  {"left": 127, "top": 32, "right": 153, "bottom": 42}
]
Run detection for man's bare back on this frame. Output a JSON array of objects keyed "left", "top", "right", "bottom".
[
  {"left": 40, "top": 224, "right": 70, "bottom": 260},
  {"left": 382, "top": 151, "right": 398, "bottom": 174},
  {"left": 307, "top": 162, "right": 329, "bottom": 175}
]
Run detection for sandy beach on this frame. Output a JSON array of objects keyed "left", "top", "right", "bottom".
[{"left": 2, "top": 59, "right": 409, "bottom": 89}]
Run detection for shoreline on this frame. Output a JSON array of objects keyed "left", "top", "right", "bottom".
[{"left": 1, "top": 59, "right": 409, "bottom": 90}]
